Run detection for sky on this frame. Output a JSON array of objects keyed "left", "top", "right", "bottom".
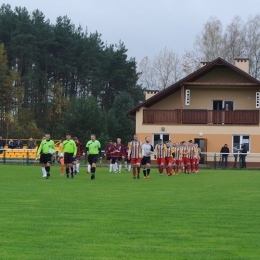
[{"left": 3, "top": 0, "right": 260, "bottom": 63}]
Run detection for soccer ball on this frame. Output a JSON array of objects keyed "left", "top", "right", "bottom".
[
  {"left": 49, "top": 149, "right": 55, "bottom": 155},
  {"left": 59, "top": 153, "right": 64, "bottom": 158}
]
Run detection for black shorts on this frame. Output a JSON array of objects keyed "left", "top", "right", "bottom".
[
  {"left": 88, "top": 154, "right": 99, "bottom": 165},
  {"left": 64, "top": 153, "right": 74, "bottom": 164},
  {"left": 124, "top": 158, "right": 130, "bottom": 163},
  {"left": 40, "top": 154, "right": 52, "bottom": 164},
  {"left": 141, "top": 156, "right": 151, "bottom": 165}
]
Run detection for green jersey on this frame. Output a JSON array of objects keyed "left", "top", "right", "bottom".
[
  {"left": 37, "top": 139, "right": 55, "bottom": 156},
  {"left": 59, "top": 140, "right": 77, "bottom": 156},
  {"left": 86, "top": 140, "right": 101, "bottom": 155}
]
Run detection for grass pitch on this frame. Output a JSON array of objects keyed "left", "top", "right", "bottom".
[{"left": 0, "top": 165, "right": 260, "bottom": 260}]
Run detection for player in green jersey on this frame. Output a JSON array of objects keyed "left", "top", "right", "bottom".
[
  {"left": 36, "top": 134, "right": 55, "bottom": 179},
  {"left": 59, "top": 133, "right": 77, "bottom": 179},
  {"left": 83, "top": 134, "right": 102, "bottom": 180}
]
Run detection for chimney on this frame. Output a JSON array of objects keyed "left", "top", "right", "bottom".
[
  {"left": 145, "top": 90, "right": 159, "bottom": 100},
  {"left": 234, "top": 58, "right": 249, "bottom": 74}
]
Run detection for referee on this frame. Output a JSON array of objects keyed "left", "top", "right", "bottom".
[
  {"left": 59, "top": 133, "right": 77, "bottom": 179},
  {"left": 36, "top": 134, "right": 55, "bottom": 179},
  {"left": 83, "top": 134, "right": 102, "bottom": 180}
]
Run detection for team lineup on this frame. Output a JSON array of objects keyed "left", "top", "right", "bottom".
[{"left": 36, "top": 133, "right": 201, "bottom": 180}]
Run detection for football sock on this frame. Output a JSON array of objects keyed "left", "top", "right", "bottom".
[
  {"left": 109, "top": 164, "right": 113, "bottom": 171},
  {"left": 118, "top": 165, "right": 122, "bottom": 172},
  {"left": 147, "top": 168, "right": 150, "bottom": 175},
  {"left": 133, "top": 167, "right": 136, "bottom": 177},
  {"left": 66, "top": 167, "right": 69, "bottom": 177},
  {"left": 128, "top": 165, "right": 131, "bottom": 171},
  {"left": 91, "top": 167, "right": 95, "bottom": 174},
  {"left": 88, "top": 164, "right": 91, "bottom": 172},
  {"left": 113, "top": 164, "right": 117, "bottom": 172},
  {"left": 42, "top": 167, "right": 46, "bottom": 177},
  {"left": 45, "top": 166, "right": 50, "bottom": 177},
  {"left": 76, "top": 163, "right": 80, "bottom": 172},
  {"left": 143, "top": 169, "right": 147, "bottom": 176}
]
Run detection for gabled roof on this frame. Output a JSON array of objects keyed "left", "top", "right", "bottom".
[{"left": 128, "top": 57, "right": 260, "bottom": 115}]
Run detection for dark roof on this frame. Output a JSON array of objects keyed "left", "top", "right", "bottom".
[{"left": 128, "top": 57, "right": 260, "bottom": 115}]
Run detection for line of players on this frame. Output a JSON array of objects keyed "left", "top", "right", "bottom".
[{"left": 105, "top": 135, "right": 201, "bottom": 179}]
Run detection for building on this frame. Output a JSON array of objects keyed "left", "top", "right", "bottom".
[{"left": 128, "top": 57, "right": 260, "bottom": 167}]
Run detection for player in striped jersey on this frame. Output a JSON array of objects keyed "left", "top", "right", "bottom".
[
  {"left": 173, "top": 142, "right": 182, "bottom": 175},
  {"left": 187, "top": 140, "right": 195, "bottom": 174},
  {"left": 154, "top": 139, "right": 167, "bottom": 175},
  {"left": 165, "top": 140, "right": 174, "bottom": 176},
  {"left": 181, "top": 141, "right": 190, "bottom": 173},
  {"left": 128, "top": 135, "right": 142, "bottom": 179},
  {"left": 194, "top": 143, "right": 201, "bottom": 173},
  {"left": 141, "top": 136, "right": 154, "bottom": 178}
]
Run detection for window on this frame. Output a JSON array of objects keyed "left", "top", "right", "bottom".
[
  {"left": 233, "top": 135, "right": 250, "bottom": 152},
  {"left": 213, "top": 100, "right": 234, "bottom": 110},
  {"left": 153, "top": 134, "right": 170, "bottom": 146}
]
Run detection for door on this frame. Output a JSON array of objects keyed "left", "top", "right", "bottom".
[{"left": 194, "top": 138, "right": 207, "bottom": 164}]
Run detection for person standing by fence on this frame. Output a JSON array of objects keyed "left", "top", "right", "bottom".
[
  {"left": 220, "top": 144, "right": 229, "bottom": 168},
  {"left": 233, "top": 145, "right": 240, "bottom": 168},
  {"left": 240, "top": 144, "right": 247, "bottom": 168}
]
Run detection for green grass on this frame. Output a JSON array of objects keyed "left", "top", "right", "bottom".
[{"left": 0, "top": 165, "right": 260, "bottom": 260}]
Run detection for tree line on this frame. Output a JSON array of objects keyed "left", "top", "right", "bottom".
[
  {"left": 0, "top": 4, "right": 144, "bottom": 146},
  {"left": 139, "top": 15, "right": 260, "bottom": 90}
]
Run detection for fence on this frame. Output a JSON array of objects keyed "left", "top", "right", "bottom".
[
  {"left": 0, "top": 149, "right": 37, "bottom": 164},
  {"left": 0, "top": 150, "right": 259, "bottom": 169},
  {"left": 201, "top": 152, "right": 260, "bottom": 169}
]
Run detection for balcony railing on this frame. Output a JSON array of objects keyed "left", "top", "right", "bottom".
[{"left": 143, "top": 109, "right": 259, "bottom": 125}]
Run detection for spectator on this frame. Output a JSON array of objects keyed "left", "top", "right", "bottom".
[
  {"left": 0, "top": 136, "right": 6, "bottom": 154},
  {"left": 240, "top": 144, "right": 247, "bottom": 168},
  {"left": 8, "top": 139, "right": 16, "bottom": 149},
  {"left": 232, "top": 145, "right": 240, "bottom": 168},
  {"left": 27, "top": 137, "right": 36, "bottom": 149},
  {"left": 222, "top": 103, "right": 233, "bottom": 110},
  {"left": 220, "top": 144, "right": 229, "bottom": 168},
  {"left": 16, "top": 139, "right": 23, "bottom": 149}
]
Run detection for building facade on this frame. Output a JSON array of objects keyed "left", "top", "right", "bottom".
[{"left": 128, "top": 58, "right": 260, "bottom": 167}]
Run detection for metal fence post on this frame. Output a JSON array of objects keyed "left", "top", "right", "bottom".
[
  {"left": 214, "top": 153, "right": 216, "bottom": 169},
  {"left": 3, "top": 150, "right": 5, "bottom": 165},
  {"left": 26, "top": 152, "right": 29, "bottom": 165}
]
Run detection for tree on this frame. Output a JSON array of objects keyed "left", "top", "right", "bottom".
[
  {"left": 244, "top": 15, "right": 260, "bottom": 79},
  {"left": 183, "top": 17, "right": 224, "bottom": 73},
  {"left": 139, "top": 48, "right": 183, "bottom": 90},
  {"left": 108, "top": 91, "right": 135, "bottom": 143},
  {"left": 0, "top": 4, "right": 143, "bottom": 139},
  {"left": 0, "top": 43, "right": 21, "bottom": 138},
  {"left": 63, "top": 97, "right": 107, "bottom": 144},
  {"left": 223, "top": 16, "right": 246, "bottom": 63}
]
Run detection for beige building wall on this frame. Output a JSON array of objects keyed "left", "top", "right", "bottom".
[
  {"left": 135, "top": 118, "right": 260, "bottom": 155},
  {"left": 196, "top": 68, "right": 252, "bottom": 83},
  {"left": 145, "top": 88, "right": 259, "bottom": 110},
  {"left": 183, "top": 88, "right": 259, "bottom": 109}
]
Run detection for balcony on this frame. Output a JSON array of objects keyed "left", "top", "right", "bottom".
[{"left": 143, "top": 109, "right": 259, "bottom": 125}]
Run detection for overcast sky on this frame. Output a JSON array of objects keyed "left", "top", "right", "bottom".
[{"left": 4, "top": 0, "right": 260, "bottom": 63}]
